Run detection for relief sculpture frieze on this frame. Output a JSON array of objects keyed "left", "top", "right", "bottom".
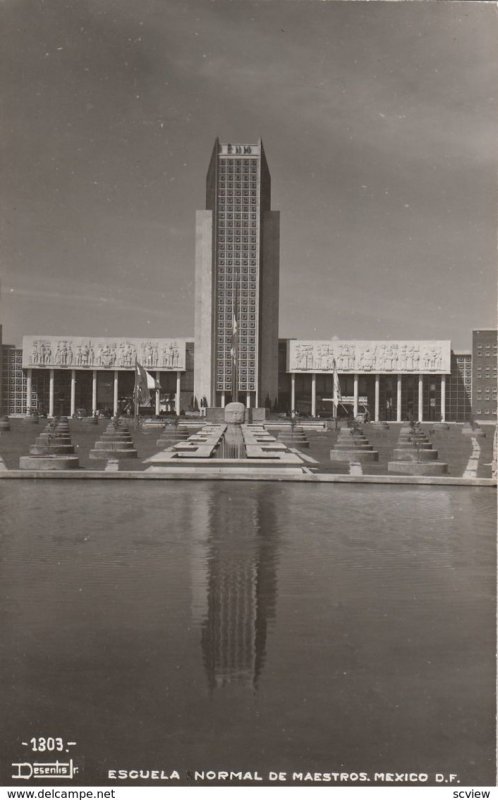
[
  {"left": 23, "top": 336, "right": 187, "bottom": 371},
  {"left": 288, "top": 340, "right": 451, "bottom": 373}
]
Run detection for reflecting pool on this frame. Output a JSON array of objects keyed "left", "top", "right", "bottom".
[{"left": 0, "top": 483, "right": 495, "bottom": 785}]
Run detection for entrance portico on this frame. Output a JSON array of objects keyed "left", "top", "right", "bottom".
[
  {"left": 286, "top": 339, "right": 451, "bottom": 421},
  {"left": 22, "top": 336, "right": 189, "bottom": 417},
  {"left": 288, "top": 371, "right": 448, "bottom": 421}
]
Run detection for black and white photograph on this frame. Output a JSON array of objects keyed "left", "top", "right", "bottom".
[{"left": 0, "top": 0, "right": 496, "bottom": 795}]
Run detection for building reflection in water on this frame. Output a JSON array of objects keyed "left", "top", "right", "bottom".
[{"left": 190, "top": 486, "right": 281, "bottom": 692}]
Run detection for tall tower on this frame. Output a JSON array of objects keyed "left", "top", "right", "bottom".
[{"left": 194, "top": 139, "right": 279, "bottom": 409}]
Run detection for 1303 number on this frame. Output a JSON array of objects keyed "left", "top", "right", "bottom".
[{"left": 29, "top": 737, "right": 65, "bottom": 752}]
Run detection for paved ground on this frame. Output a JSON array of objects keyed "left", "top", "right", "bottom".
[
  {"left": 0, "top": 418, "right": 495, "bottom": 479},
  {"left": 0, "top": 418, "right": 160, "bottom": 471},
  {"left": 303, "top": 422, "right": 495, "bottom": 478}
]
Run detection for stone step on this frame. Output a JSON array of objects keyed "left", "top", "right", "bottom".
[
  {"left": 157, "top": 430, "right": 190, "bottom": 439},
  {"left": 20, "top": 455, "right": 80, "bottom": 470},
  {"left": 335, "top": 443, "right": 373, "bottom": 451},
  {"left": 89, "top": 447, "right": 138, "bottom": 459},
  {"left": 36, "top": 434, "right": 73, "bottom": 445},
  {"left": 100, "top": 433, "right": 134, "bottom": 442},
  {"left": 276, "top": 439, "right": 310, "bottom": 449},
  {"left": 396, "top": 441, "right": 433, "bottom": 449},
  {"left": 103, "top": 423, "right": 131, "bottom": 430},
  {"left": 330, "top": 449, "right": 379, "bottom": 462},
  {"left": 92, "top": 441, "right": 136, "bottom": 451},
  {"left": 388, "top": 461, "right": 448, "bottom": 475},
  {"left": 30, "top": 444, "right": 75, "bottom": 455},
  {"left": 392, "top": 449, "right": 439, "bottom": 461}
]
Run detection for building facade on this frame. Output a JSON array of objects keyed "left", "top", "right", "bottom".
[
  {"left": 281, "top": 339, "right": 452, "bottom": 422},
  {"left": 15, "top": 336, "right": 193, "bottom": 417},
  {"left": 194, "top": 139, "right": 279, "bottom": 409},
  {"left": 446, "top": 351, "right": 472, "bottom": 422},
  {"left": 0, "top": 333, "right": 492, "bottom": 423},
  {"left": 472, "top": 329, "right": 498, "bottom": 421},
  {"left": 0, "top": 344, "right": 32, "bottom": 416}
]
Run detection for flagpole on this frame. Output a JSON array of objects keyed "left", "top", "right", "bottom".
[
  {"left": 232, "top": 286, "right": 239, "bottom": 404},
  {"left": 333, "top": 358, "right": 341, "bottom": 427},
  {"left": 134, "top": 358, "right": 139, "bottom": 430}
]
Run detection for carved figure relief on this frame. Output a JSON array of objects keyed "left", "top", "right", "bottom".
[
  {"left": 23, "top": 336, "right": 186, "bottom": 371},
  {"left": 289, "top": 340, "right": 449, "bottom": 373}
]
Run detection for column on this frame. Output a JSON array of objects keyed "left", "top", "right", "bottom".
[
  {"left": 440, "top": 375, "right": 446, "bottom": 422},
  {"left": 374, "top": 374, "right": 380, "bottom": 422},
  {"left": 155, "top": 371, "right": 161, "bottom": 416},
  {"left": 26, "top": 369, "right": 32, "bottom": 415},
  {"left": 333, "top": 371, "right": 338, "bottom": 419},
  {"left": 113, "top": 370, "right": 119, "bottom": 416},
  {"left": 353, "top": 374, "right": 359, "bottom": 418},
  {"left": 291, "top": 373, "right": 296, "bottom": 414},
  {"left": 418, "top": 374, "right": 424, "bottom": 422},
  {"left": 396, "top": 374, "right": 402, "bottom": 422},
  {"left": 70, "top": 370, "right": 76, "bottom": 417},
  {"left": 246, "top": 392, "right": 251, "bottom": 409},
  {"left": 48, "top": 369, "right": 54, "bottom": 417},
  {"left": 92, "top": 370, "right": 97, "bottom": 414},
  {"left": 311, "top": 374, "right": 316, "bottom": 417},
  {"left": 175, "top": 371, "right": 181, "bottom": 416},
  {"left": 221, "top": 391, "right": 226, "bottom": 408}
]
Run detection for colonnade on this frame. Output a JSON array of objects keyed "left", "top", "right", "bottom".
[
  {"left": 290, "top": 373, "right": 447, "bottom": 422},
  {"left": 26, "top": 368, "right": 183, "bottom": 417}
]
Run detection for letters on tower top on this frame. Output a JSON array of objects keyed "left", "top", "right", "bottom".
[
  {"left": 22, "top": 336, "right": 187, "bottom": 371},
  {"left": 287, "top": 340, "right": 451, "bottom": 374}
]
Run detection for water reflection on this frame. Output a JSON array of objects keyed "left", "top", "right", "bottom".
[
  {"left": 0, "top": 483, "right": 494, "bottom": 784},
  {"left": 192, "top": 485, "right": 280, "bottom": 691}
]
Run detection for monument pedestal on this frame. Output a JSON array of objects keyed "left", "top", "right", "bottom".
[
  {"left": 388, "top": 427, "right": 446, "bottom": 474},
  {"left": 20, "top": 418, "right": 80, "bottom": 470},
  {"left": 330, "top": 430, "right": 379, "bottom": 463},
  {"left": 89, "top": 420, "right": 138, "bottom": 459}
]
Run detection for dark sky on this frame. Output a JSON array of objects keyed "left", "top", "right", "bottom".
[{"left": 1, "top": 0, "right": 496, "bottom": 349}]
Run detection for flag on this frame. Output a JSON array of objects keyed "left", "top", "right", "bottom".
[
  {"left": 230, "top": 311, "right": 238, "bottom": 366},
  {"left": 145, "top": 370, "right": 160, "bottom": 390},
  {"left": 332, "top": 359, "right": 342, "bottom": 402},
  {"left": 135, "top": 360, "right": 151, "bottom": 406}
]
